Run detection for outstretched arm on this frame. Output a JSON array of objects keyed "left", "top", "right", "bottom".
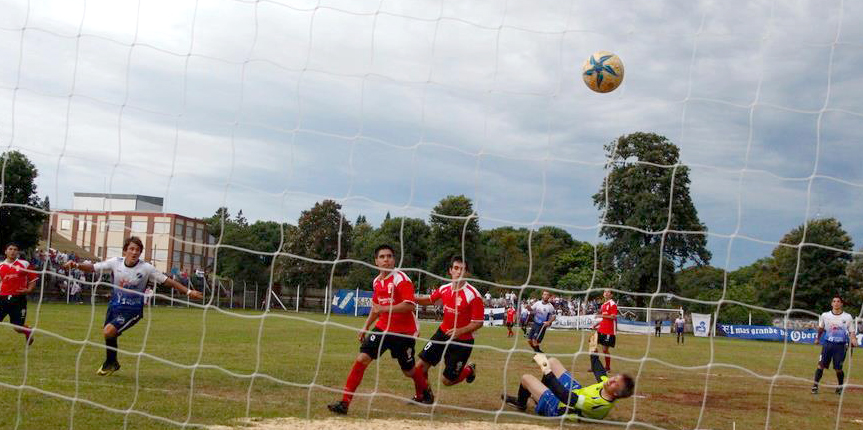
[
  {"left": 162, "top": 277, "right": 203, "bottom": 300},
  {"left": 590, "top": 354, "right": 608, "bottom": 383}
]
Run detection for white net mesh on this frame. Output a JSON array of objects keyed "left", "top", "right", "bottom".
[{"left": 2, "top": 0, "right": 863, "bottom": 429}]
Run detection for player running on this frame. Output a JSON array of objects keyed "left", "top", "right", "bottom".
[
  {"left": 410, "top": 256, "right": 484, "bottom": 404},
  {"left": 66, "top": 236, "right": 202, "bottom": 376},
  {"left": 812, "top": 295, "right": 858, "bottom": 395},
  {"left": 519, "top": 302, "right": 531, "bottom": 335},
  {"left": 502, "top": 352, "right": 634, "bottom": 421},
  {"left": 505, "top": 305, "right": 516, "bottom": 337},
  {"left": 328, "top": 244, "right": 421, "bottom": 414},
  {"left": 527, "top": 291, "right": 556, "bottom": 353},
  {"left": 593, "top": 289, "right": 618, "bottom": 371},
  {"left": 0, "top": 242, "right": 37, "bottom": 345}
]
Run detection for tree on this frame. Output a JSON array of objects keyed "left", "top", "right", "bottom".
[
  {"left": 592, "top": 132, "right": 711, "bottom": 306},
  {"left": 428, "top": 195, "right": 480, "bottom": 284},
  {"left": 479, "top": 227, "right": 530, "bottom": 287},
  {"left": 277, "top": 200, "right": 352, "bottom": 290},
  {"left": 554, "top": 242, "right": 616, "bottom": 292},
  {"left": 0, "top": 151, "right": 47, "bottom": 250},
  {"left": 756, "top": 218, "right": 855, "bottom": 312},
  {"left": 234, "top": 209, "right": 248, "bottom": 227},
  {"left": 355, "top": 215, "right": 367, "bottom": 225},
  {"left": 206, "top": 207, "right": 231, "bottom": 239},
  {"left": 846, "top": 248, "right": 863, "bottom": 308},
  {"left": 41, "top": 196, "right": 50, "bottom": 211},
  {"left": 529, "top": 226, "right": 575, "bottom": 287},
  {"left": 676, "top": 265, "right": 771, "bottom": 324},
  {"left": 342, "top": 221, "right": 378, "bottom": 291}
]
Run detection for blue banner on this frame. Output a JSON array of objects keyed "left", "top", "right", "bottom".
[
  {"left": 719, "top": 324, "right": 819, "bottom": 344},
  {"left": 330, "top": 289, "right": 373, "bottom": 315}
]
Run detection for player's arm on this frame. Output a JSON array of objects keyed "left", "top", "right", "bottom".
[
  {"left": 66, "top": 261, "right": 96, "bottom": 273},
  {"left": 545, "top": 312, "right": 556, "bottom": 326},
  {"left": 414, "top": 295, "right": 437, "bottom": 306},
  {"left": 24, "top": 270, "right": 38, "bottom": 294},
  {"left": 161, "top": 277, "right": 203, "bottom": 300},
  {"left": 815, "top": 327, "right": 824, "bottom": 345},
  {"left": 358, "top": 308, "right": 381, "bottom": 342},
  {"left": 589, "top": 354, "right": 608, "bottom": 383}
]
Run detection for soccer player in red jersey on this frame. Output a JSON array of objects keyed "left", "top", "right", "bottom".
[
  {"left": 593, "top": 289, "right": 618, "bottom": 372},
  {"left": 0, "top": 242, "right": 37, "bottom": 345},
  {"left": 505, "top": 305, "right": 516, "bottom": 337},
  {"left": 328, "top": 244, "right": 420, "bottom": 415},
  {"left": 409, "top": 256, "right": 484, "bottom": 404}
]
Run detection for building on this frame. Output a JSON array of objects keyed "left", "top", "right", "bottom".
[{"left": 49, "top": 193, "right": 215, "bottom": 273}]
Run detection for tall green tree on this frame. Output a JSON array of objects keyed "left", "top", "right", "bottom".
[
  {"left": 479, "top": 227, "right": 530, "bottom": 287},
  {"left": 756, "top": 218, "right": 854, "bottom": 311},
  {"left": 277, "top": 200, "right": 352, "bottom": 290},
  {"left": 428, "top": 195, "right": 480, "bottom": 282},
  {"left": 592, "top": 132, "right": 711, "bottom": 306},
  {"left": 554, "top": 242, "right": 616, "bottom": 292},
  {"left": 528, "top": 226, "right": 575, "bottom": 287},
  {"left": 676, "top": 265, "right": 771, "bottom": 324},
  {"left": 342, "top": 220, "right": 378, "bottom": 291},
  {"left": 846, "top": 248, "right": 863, "bottom": 308},
  {"left": 0, "top": 151, "right": 47, "bottom": 250}
]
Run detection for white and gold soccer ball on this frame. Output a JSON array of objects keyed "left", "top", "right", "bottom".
[{"left": 582, "top": 51, "right": 624, "bottom": 93}]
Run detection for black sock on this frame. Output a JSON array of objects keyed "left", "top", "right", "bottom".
[
  {"left": 517, "top": 384, "right": 531, "bottom": 407},
  {"left": 837, "top": 370, "right": 844, "bottom": 387},
  {"left": 813, "top": 368, "right": 823, "bottom": 385},
  {"left": 532, "top": 345, "right": 543, "bottom": 353},
  {"left": 106, "top": 337, "right": 118, "bottom": 363}
]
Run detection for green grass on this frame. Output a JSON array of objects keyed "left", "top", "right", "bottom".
[{"left": 0, "top": 303, "right": 860, "bottom": 429}]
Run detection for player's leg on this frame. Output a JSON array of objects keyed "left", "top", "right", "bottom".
[
  {"left": 503, "top": 374, "right": 553, "bottom": 413},
  {"left": 9, "top": 296, "right": 33, "bottom": 345},
  {"left": 546, "top": 357, "right": 582, "bottom": 391},
  {"left": 812, "top": 344, "right": 831, "bottom": 394},
  {"left": 390, "top": 334, "right": 428, "bottom": 403},
  {"left": 833, "top": 344, "right": 847, "bottom": 394},
  {"left": 329, "top": 332, "right": 377, "bottom": 416},
  {"left": 98, "top": 308, "right": 142, "bottom": 375},
  {"left": 413, "top": 331, "right": 446, "bottom": 404},
  {"left": 440, "top": 340, "right": 474, "bottom": 386}
]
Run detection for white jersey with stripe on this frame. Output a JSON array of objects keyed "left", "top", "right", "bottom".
[
  {"left": 531, "top": 301, "right": 556, "bottom": 324},
  {"left": 819, "top": 311, "right": 856, "bottom": 344},
  {"left": 94, "top": 257, "right": 167, "bottom": 310}
]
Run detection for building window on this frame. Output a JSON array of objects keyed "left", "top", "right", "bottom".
[
  {"left": 131, "top": 221, "right": 147, "bottom": 233},
  {"left": 153, "top": 222, "right": 169, "bottom": 234},
  {"left": 108, "top": 220, "right": 125, "bottom": 232},
  {"left": 195, "top": 228, "right": 203, "bottom": 242},
  {"left": 60, "top": 219, "right": 72, "bottom": 230},
  {"left": 173, "top": 251, "right": 181, "bottom": 264},
  {"left": 185, "top": 227, "right": 194, "bottom": 241},
  {"left": 174, "top": 222, "right": 184, "bottom": 236},
  {"left": 106, "top": 247, "right": 122, "bottom": 259},
  {"left": 154, "top": 249, "right": 168, "bottom": 261},
  {"left": 97, "top": 246, "right": 103, "bottom": 256}
]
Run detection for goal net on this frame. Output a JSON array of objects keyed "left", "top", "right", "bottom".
[{"left": 3, "top": 0, "right": 862, "bottom": 429}]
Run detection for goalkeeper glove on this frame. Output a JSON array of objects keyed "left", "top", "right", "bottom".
[{"left": 533, "top": 353, "right": 552, "bottom": 375}]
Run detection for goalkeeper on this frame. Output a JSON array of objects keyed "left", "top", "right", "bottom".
[{"left": 503, "top": 353, "right": 634, "bottom": 420}]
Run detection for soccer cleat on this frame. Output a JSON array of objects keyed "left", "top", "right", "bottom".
[
  {"left": 465, "top": 363, "right": 476, "bottom": 384},
  {"left": 327, "top": 401, "right": 349, "bottom": 414},
  {"left": 502, "top": 394, "right": 526, "bottom": 412},
  {"left": 96, "top": 361, "right": 121, "bottom": 376},
  {"left": 25, "top": 333, "right": 34, "bottom": 346},
  {"left": 811, "top": 385, "right": 818, "bottom": 394},
  {"left": 420, "top": 387, "right": 435, "bottom": 404},
  {"left": 835, "top": 387, "right": 843, "bottom": 395}
]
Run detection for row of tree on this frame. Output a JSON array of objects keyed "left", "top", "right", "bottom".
[{"left": 5, "top": 131, "right": 862, "bottom": 322}]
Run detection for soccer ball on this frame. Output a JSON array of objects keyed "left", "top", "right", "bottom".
[{"left": 582, "top": 51, "right": 624, "bottom": 93}]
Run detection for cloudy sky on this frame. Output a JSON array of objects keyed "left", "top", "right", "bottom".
[{"left": 2, "top": 0, "right": 862, "bottom": 271}]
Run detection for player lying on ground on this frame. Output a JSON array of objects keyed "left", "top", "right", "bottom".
[
  {"left": 328, "top": 244, "right": 421, "bottom": 415},
  {"left": 410, "top": 256, "right": 484, "bottom": 404},
  {"left": 0, "top": 242, "right": 38, "bottom": 345},
  {"left": 812, "top": 295, "right": 858, "bottom": 395},
  {"left": 66, "top": 236, "right": 202, "bottom": 376},
  {"left": 503, "top": 353, "right": 634, "bottom": 421}
]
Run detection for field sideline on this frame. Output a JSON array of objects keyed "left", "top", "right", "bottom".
[{"left": 0, "top": 303, "right": 860, "bottom": 430}]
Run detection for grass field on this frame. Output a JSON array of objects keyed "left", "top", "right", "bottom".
[{"left": 0, "top": 303, "right": 860, "bottom": 430}]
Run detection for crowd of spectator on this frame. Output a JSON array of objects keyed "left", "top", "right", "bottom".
[{"left": 481, "top": 290, "right": 604, "bottom": 317}]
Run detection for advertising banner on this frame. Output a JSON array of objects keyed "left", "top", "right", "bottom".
[
  {"left": 691, "top": 313, "right": 712, "bottom": 337},
  {"left": 330, "top": 289, "right": 373, "bottom": 315},
  {"left": 484, "top": 307, "right": 506, "bottom": 326},
  {"left": 719, "top": 324, "right": 819, "bottom": 344}
]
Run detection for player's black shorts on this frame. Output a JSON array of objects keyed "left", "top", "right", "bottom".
[
  {"left": 819, "top": 341, "right": 848, "bottom": 370},
  {"left": 418, "top": 328, "right": 474, "bottom": 381},
  {"left": 104, "top": 306, "right": 143, "bottom": 336},
  {"left": 527, "top": 322, "right": 548, "bottom": 343},
  {"left": 505, "top": 321, "right": 514, "bottom": 328},
  {"left": 598, "top": 333, "right": 616, "bottom": 348},
  {"left": 360, "top": 328, "right": 416, "bottom": 371},
  {"left": 0, "top": 295, "right": 27, "bottom": 326}
]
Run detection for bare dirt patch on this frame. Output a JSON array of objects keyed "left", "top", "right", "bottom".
[{"left": 210, "top": 417, "right": 560, "bottom": 430}]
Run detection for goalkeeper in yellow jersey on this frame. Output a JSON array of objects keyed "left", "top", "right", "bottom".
[{"left": 503, "top": 353, "right": 634, "bottom": 420}]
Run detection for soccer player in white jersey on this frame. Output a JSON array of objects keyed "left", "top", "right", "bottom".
[
  {"left": 811, "top": 295, "right": 857, "bottom": 394},
  {"left": 527, "top": 291, "right": 556, "bottom": 353},
  {"left": 66, "top": 236, "right": 202, "bottom": 376}
]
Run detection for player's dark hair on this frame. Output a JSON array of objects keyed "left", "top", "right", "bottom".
[
  {"left": 450, "top": 255, "right": 468, "bottom": 270},
  {"left": 833, "top": 295, "right": 844, "bottom": 305},
  {"left": 617, "top": 374, "right": 635, "bottom": 398},
  {"left": 374, "top": 244, "right": 395, "bottom": 258},
  {"left": 4, "top": 241, "right": 20, "bottom": 251},
  {"left": 123, "top": 236, "right": 144, "bottom": 252}
]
